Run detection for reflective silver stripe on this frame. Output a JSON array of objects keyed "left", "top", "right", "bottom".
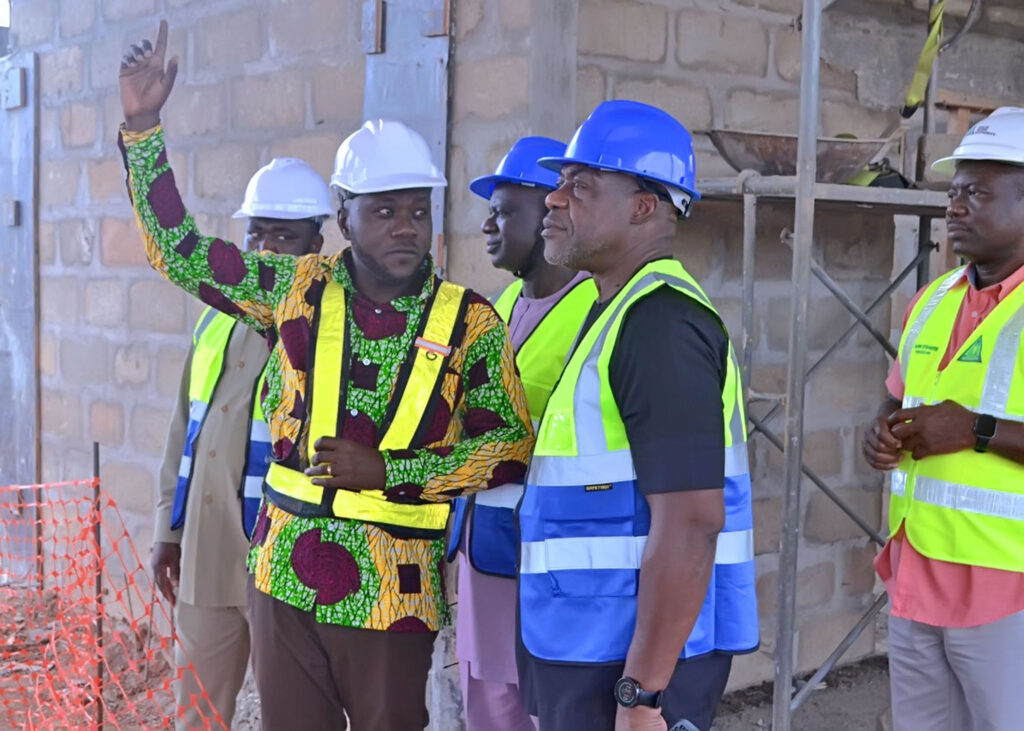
[
  {"left": 249, "top": 418, "right": 271, "bottom": 443},
  {"left": 724, "top": 443, "right": 749, "bottom": 478},
  {"left": 715, "top": 528, "right": 754, "bottom": 564},
  {"left": 475, "top": 482, "right": 524, "bottom": 509},
  {"left": 521, "top": 528, "right": 754, "bottom": 574},
  {"left": 189, "top": 400, "right": 209, "bottom": 424},
  {"left": 913, "top": 476, "right": 1024, "bottom": 521},
  {"left": 979, "top": 305, "right": 1024, "bottom": 420},
  {"left": 900, "top": 267, "right": 966, "bottom": 383},
  {"left": 177, "top": 455, "right": 192, "bottom": 480},
  {"left": 902, "top": 396, "right": 925, "bottom": 408},
  {"left": 891, "top": 469, "right": 908, "bottom": 497},
  {"left": 192, "top": 307, "right": 220, "bottom": 345},
  {"left": 243, "top": 474, "right": 264, "bottom": 499},
  {"left": 530, "top": 449, "right": 635, "bottom": 487},
  {"left": 520, "top": 535, "right": 646, "bottom": 574}
]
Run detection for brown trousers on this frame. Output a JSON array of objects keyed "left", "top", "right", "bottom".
[{"left": 247, "top": 580, "right": 437, "bottom": 731}]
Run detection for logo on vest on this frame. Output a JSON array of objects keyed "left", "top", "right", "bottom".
[
  {"left": 957, "top": 337, "right": 983, "bottom": 363},
  {"left": 584, "top": 483, "right": 613, "bottom": 492}
]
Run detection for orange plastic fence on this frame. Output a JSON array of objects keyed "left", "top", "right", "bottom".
[{"left": 0, "top": 479, "right": 227, "bottom": 730}]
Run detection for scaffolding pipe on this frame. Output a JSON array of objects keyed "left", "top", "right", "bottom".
[
  {"left": 741, "top": 191, "right": 758, "bottom": 387},
  {"left": 916, "top": 0, "right": 940, "bottom": 288},
  {"left": 772, "top": 0, "right": 822, "bottom": 728}
]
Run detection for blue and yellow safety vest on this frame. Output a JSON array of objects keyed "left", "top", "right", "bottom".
[
  {"left": 172, "top": 308, "right": 270, "bottom": 538},
  {"left": 518, "top": 259, "right": 759, "bottom": 664},
  {"left": 448, "top": 276, "right": 597, "bottom": 576}
]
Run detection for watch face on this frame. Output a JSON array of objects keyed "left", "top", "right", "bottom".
[{"left": 615, "top": 678, "right": 638, "bottom": 706}]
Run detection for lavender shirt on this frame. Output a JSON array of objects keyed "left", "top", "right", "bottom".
[{"left": 456, "top": 271, "right": 590, "bottom": 683}]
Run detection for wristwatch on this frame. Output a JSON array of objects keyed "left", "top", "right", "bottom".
[
  {"left": 974, "top": 413, "right": 997, "bottom": 453},
  {"left": 614, "top": 676, "right": 663, "bottom": 709}
]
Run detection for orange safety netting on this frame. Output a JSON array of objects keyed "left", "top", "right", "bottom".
[{"left": 0, "top": 478, "right": 227, "bottom": 730}]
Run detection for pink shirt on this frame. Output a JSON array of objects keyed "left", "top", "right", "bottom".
[
  {"left": 876, "top": 263, "right": 1024, "bottom": 627},
  {"left": 456, "top": 272, "right": 591, "bottom": 682}
]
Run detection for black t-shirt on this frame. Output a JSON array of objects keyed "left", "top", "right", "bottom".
[{"left": 580, "top": 285, "right": 729, "bottom": 494}]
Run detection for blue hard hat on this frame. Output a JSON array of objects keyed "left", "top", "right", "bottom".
[
  {"left": 469, "top": 136, "right": 567, "bottom": 200},
  {"left": 538, "top": 100, "right": 701, "bottom": 204}
]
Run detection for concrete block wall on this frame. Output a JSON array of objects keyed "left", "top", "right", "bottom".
[{"left": 11, "top": 0, "right": 1024, "bottom": 723}]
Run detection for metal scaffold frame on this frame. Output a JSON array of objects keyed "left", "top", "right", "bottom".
[{"left": 695, "top": 0, "right": 971, "bottom": 728}]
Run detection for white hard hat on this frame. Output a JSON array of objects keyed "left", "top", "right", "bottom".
[
  {"left": 933, "top": 107, "right": 1024, "bottom": 174},
  {"left": 232, "top": 158, "right": 333, "bottom": 220},
  {"left": 330, "top": 119, "right": 447, "bottom": 195}
]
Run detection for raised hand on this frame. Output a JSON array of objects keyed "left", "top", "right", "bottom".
[{"left": 119, "top": 19, "right": 179, "bottom": 132}]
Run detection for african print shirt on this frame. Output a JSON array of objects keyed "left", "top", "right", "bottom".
[{"left": 119, "top": 126, "right": 534, "bottom": 631}]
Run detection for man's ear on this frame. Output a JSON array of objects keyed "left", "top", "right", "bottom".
[
  {"left": 337, "top": 201, "right": 352, "bottom": 242},
  {"left": 310, "top": 234, "right": 325, "bottom": 254},
  {"left": 629, "top": 190, "right": 660, "bottom": 225}
]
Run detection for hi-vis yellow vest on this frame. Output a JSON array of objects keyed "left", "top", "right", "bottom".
[
  {"left": 264, "top": 279, "right": 468, "bottom": 535},
  {"left": 492, "top": 277, "right": 598, "bottom": 421},
  {"left": 890, "top": 266, "right": 1024, "bottom": 572}
]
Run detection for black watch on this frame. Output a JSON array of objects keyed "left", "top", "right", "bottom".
[
  {"left": 614, "top": 676, "right": 664, "bottom": 709},
  {"left": 974, "top": 413, "right": 997, "bottom": 453}
]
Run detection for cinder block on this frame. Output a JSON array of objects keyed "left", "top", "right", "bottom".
[
  {"left": 195, "top": 143, "right": 260, "bottom": 199},
  {"left": 156, "top": 345, "right": 188, "bottom": 399},
  {"left": 12, "top": 0, "right": 56, "bottom": 46},
  {"left": 311, "top": 60, "right": 366, "bottom": 127},
  {"left": 269, "top": 132, "right": 343, "bottom": 183},
  {"left": 102, "top": 0, "right": 156, "bottom": 22},
  {"left": 807, "top": 361, "right": 887, "bottom": 418},
  {"left": 911, "top": 0, "right": 974, "bottom": 16},
  {"left": 89, "top": 399, "right": 125, "bottom": 446},
  {"left": 40, "top": 333, "right": 58, "bottom": 377},
  {"left": 918, "top": 133, "right": 960, "bottom": 184},
  {"left": 841, "top": 542, "right": 878, "bottom": 597},
  {"left": 576, "top": 65, "right": 606, "bottom": 124},
  {"left": 87, "top": 159, "right": 126, "bottom": 204},
  {"left": 676, "top": 10, "right": 768, "bottom": 76},
  {"left": 734, "top": 0, "right": 802, "bottom": 14},
  {"left": 39, "top": 221, "right": 57, "bottom": 265},
  {"left": 987, "top": 5, "right": 1024, "bottom": 27},
  {"left": 579, "top": 1, "right": 668, "bottom": 63},
  {"left": 41, "top": 274, "right": 80, "bottom": 324},
  {"left": 804, "top": 488, "right": 882, "bottom": 544},
  {"left": 821, "top": 100, "right": 892, "bottom": 139},
  {"left": 757, "top": 560, "right": 836, "bottom": 614},
  {"left": 100, "top": 460, "right": 155, "bottom": 517},
  {"left": 455, "top": 0, "right": 483, "bottom": 41},
  {"left": 163, "top": 83, "right": 228, "bottom": 138},
  {"left": 231, "top": 71, "right": 306, "bottom": 131},
  {"left": 195, "top": 8, "right": 263, "bottom": 72},
  {"left": 100, "top": 217, "right": 147, "bottom": 267},
  {"left": 59, "top": 0, "right": 95, "bottom": 37},
  {"left": 452, "top": 56, "right": 528, "bottom": 121},
  {"left": 60, "top": 102, "right": 98, "bottom": 148},
  {"left": 60, "top": 335, "right": 111, "bottom": 385},
  {"left": 724, "top": 89, "right": 799, "bottom": 134},
  {"left": 59, "top": 218, "right": 94, "bottom": 266},
  {"left": 131, "top": 405, "right": 170, "bottom": 457},
  {"left": 40, "top": 107, "right": 60, "bottom": 152},
  {"left": 613, "top": 78, "right": 712, "bottom": 131},
  {"left": 128, "top": 278, "right": 187, "bottom": 334},
  {"left": 797, "top": 609, "right": 876, "bottom": 673},
  {"left": 41, "top": 388, "right": 82, "bottom": 441},
  {"left": 40, "top": 45, "right": 84, "bottom": 97},
  {"left": 40, "top": 159, "right": 82, "bottom": 208},
  {"left": 775, "top": 28, "right": 856, "bottom": 93},
  {"left": 500, "top": 0, "right": 530, "bottom": 30},
  {"left": 85, "top": 278, "right": 125, "bottom": 328},
  {"left": 114, "top": 342, "right": 153, "bottom": 388},
  {"left": 766, "top": 428, "right": 844, "bottom": 478},
  {"left": 88, "top": 35, "right": 124, "bottom": 92},
  {"left": 753, "top": 496, "right": 782, "bottom": 555},
  {"left": 269, "top": 0, "right": 358, "bottom": 54}
]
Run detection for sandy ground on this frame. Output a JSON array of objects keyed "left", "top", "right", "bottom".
[
  {"left": 230, "top": 656, "right": 892, "bottom": 730},
  {"left": 713, "top": 656, "right": 891, "bottom": 731}
]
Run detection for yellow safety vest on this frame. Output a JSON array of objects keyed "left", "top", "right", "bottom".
[
  {"left": 890, "top": 266, "right": 1024, "bottom": 571},
  {"left": 264, "top": 278, "right": 468, "bottom": 534},
  {"left": 492, "top": 277, "right": 598, "bottom": 421}
]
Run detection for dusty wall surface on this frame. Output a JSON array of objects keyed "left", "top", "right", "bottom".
[{"left": 8, "top": 0, "right": 1024, "bottom": 725}]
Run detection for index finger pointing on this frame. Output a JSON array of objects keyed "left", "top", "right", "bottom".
[{"left": 154, "top": 19, "right": 168, "bottom": 59}]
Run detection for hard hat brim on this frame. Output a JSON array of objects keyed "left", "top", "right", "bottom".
[
  {"left": 331, "top": 173, "right": 447, "bottom": 195},
  {"left": 468, "top": 174, "right": 554, "bottom": 200},
  {"left": 932, "top": 153, "right": 1024, "bottom": 175},
  {"left": 231, "top": 205, "right": 333, "bottom": 220},
  {"left": 537, "top": 155, "right": 702, "bottom": 201}
]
